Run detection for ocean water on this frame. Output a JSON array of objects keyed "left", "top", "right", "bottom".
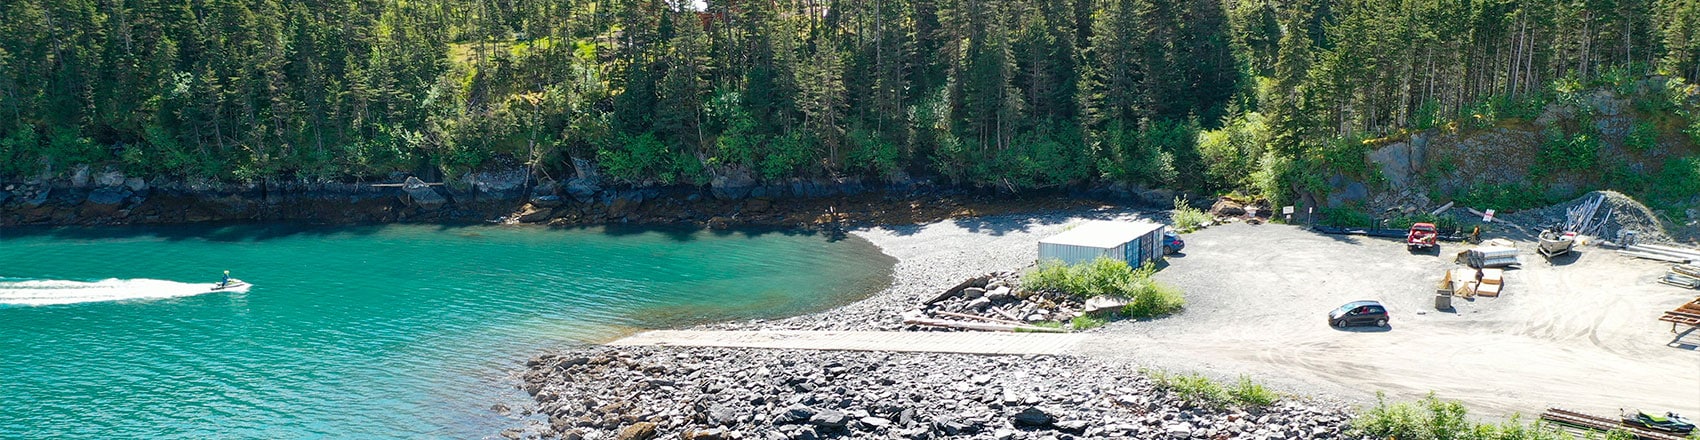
[{"left": 0, "top": 223, "right": 893, "bottom": 438}]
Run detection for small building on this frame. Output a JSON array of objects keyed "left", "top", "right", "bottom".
[{"left": 1037, "top": 220, "right": 1168, "bottom": 267}]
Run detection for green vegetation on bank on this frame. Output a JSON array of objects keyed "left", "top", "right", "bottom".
[
  {"left": 1145, "top": 370, "right": 1279, "bottom": 409},
  {"left": 1, "top": 0, "right": 1697, "bottom": 205},
  {"left": 1351, "top": 393, "right": 1662, "bottom": 440},
  {"left": 1023, "top": 258, "right": 1184, "bottom": 319}
]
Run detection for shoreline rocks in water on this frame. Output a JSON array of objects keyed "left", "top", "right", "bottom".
[{"left": 511, "top": 346, "right": 1354, "bottom": 440}]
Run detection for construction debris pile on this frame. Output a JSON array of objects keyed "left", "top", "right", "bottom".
[
  {"left": 1506, "top": 191, "right": 1669, "bottom": 243},
  {"left": 904, "top": 272, "right": 1091, "bottom": 333}
]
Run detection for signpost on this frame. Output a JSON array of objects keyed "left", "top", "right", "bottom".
[
  {"left": 1283, "top": 206, "right": 1294, "bottom": 222},
  {"left": 1482, "top": 209, "right": 1496, "bottom": 223}
]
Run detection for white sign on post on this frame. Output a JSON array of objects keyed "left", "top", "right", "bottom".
[
  {"left": 1482, "top": 209, "right": 1496, "bottom": 223},
  {"left": 1282, "top": 206, "right": 1294, "bottom": 215}
]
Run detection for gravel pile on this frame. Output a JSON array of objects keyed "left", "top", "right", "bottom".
[
  {"left": 1501, "top": 190, "right": 1670, "bottom": 243},
  {"left": 507, "top": 346, "right": 1356, "bottom": 440}
]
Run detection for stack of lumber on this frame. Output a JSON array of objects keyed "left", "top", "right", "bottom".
[
  {"left": 1475, "top": 268, "right": 1505, "bottom": 297},
  {"left": 1449, "top": 268, "right": 1506, "bottom": 298},
  {"left": 1619, "top": 244, "right": 1700, "bottom": 264}
]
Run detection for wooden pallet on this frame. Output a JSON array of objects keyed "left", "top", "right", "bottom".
[
  {"left": 1540, "top": 408, "right": 1691, "bottom": 440},
  {"left": 1659, "top": 299, "right": 1700, "bottom": 332}
]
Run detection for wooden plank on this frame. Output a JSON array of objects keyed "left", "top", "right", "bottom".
[{"left": 607, "top": 330, "right": 1088, "bottom": 356}]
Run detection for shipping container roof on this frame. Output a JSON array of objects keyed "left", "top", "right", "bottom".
[{"left": 1038, "top": 220, "right": 1166, "bottom": 248}]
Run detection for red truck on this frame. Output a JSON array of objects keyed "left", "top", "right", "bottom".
[{"left": 1407, "top": 223, "right": 1439, "bottom": 251}]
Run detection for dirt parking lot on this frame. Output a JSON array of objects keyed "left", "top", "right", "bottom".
[{"left": 1076, "top": 222, "right": 1700, "bottom": 418}]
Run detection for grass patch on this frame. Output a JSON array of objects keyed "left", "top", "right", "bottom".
[
  {"left": 1022, "top": 258, "right": 1185, "bottom": 319},
  {"left": 1172, "top": 196, "right": 1212, "bottom": 232},
  {"left": 1147, "top": 370, "right": 1279, "bottom": 408},
  {"left": 1069, "top": 315, "right": 1107, "bottom": 330},
  {"left": 1352, "top": 393, "right": 1642, "bottom": 440},
  {"left": 1015, "top": 321, "right": 1065, "bottom": 333}
]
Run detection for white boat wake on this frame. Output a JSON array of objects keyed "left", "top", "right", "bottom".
[{"left": 0, "top": 278, "right": 247, "bottom": 307}]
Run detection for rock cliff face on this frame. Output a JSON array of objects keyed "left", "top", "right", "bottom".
[{"left": 1316, "top": 85, "right": 1699, "bottom": 219}]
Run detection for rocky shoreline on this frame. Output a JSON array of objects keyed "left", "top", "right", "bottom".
[
  {"left": 509, "top": 346, "right": 1356, "bottom": 440},
  {"left": 0, "top": 167, "right": 1190, "bottom": 229}
]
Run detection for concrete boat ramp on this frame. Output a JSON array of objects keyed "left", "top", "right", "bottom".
[{"left": 609, "top": 330, "right": 1088, "bottom": 356}]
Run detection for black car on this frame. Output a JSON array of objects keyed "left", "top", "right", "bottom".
[{"left": 1329, "top": 300, "right": 1389, "bottom": 328}]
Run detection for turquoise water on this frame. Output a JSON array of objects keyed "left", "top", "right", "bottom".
[{"left": 0, "top": 224, "right": 893, "bottom": 438}]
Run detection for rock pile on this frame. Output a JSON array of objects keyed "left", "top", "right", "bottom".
[
  {"left": 510, "top": 346, "right": 1355, "bottom": 440},
  {"left": 910, "top": 272, "right": 1105, "bottom": 331}
]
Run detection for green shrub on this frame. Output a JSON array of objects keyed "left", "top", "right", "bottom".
[
  {"left": 1022, "top": 257, "right": 1185, "bottom": 319},
  {"left": 1172, "top": 196, "right": 1212, "bottom": 232},
  {"left": 1626, "top": 121, "right": 1660, "bottom": 153},
  {"left": 1148, "top": 371, "right": 1277, "bottom": 408},
  {"left": 1148, "top": 370, "right": 1230, "bottom": 407},
  {"left": 1227, "top": 375, "right": 1278, "bottom": 407},
  {"left": 1122, "top": 281, "right": 1186, "bottom": 318},
  {"left": 1319, "top": 207, "right": 1376, "bottom": 228}
]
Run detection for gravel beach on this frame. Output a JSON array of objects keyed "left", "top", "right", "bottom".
[{"left": 507, "top": 209, "right": 1364, "bottom": 439}]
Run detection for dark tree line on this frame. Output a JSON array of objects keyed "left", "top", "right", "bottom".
[{"left": 0, "top": 0, "right": 1695, "bottom": 192}]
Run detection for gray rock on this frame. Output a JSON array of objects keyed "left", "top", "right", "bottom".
[
  {"left": 565, "top": 178, "right": 601, "bottom": 203},
  {"left": 773, "top": 404, "right": 816, "bottom": 425},
  {"left": 966, "top": 297, "right": 992, "bottom": 312},
  {"left": 531, "top": 195, "right": 565, "bottom": 208},
  {"left": 124, "top": 177, "right": 148, "bottom": 192},
  {"left": 932, "top": 417, "right": 974, "bottom": 435},
  {"left": 1165, "top": 423, "right": 1192, "bottom": 439},
  {"left": 711, "top": 169, "right": 757, "bottom": 200},
  {"left": 789, "top": 426, "right": 818, "bottom": 440},
  {"left": 858, "top": 417, "right": 891, "bottom": 429},
  {"left": 994, "top": 428, "right": 1015, "bottom": 440},
  {"left": 707, "top": 405, "right": 738, "bottom": 426},
  {"left": 70, "top": 165, "right": 91, "bottom": 187},
  {"left": 405, "top": 186, "right": 448, "bottom": 210},
  {"left": 86, "top": 187, "right": 131, "bottom": 205},
  {"left": 95, "top": 170, "right": 127, "bottom": 187},
  {"left": 1012, "top": 407, "right": 1054, "bottom": 427},
  {"left": 961, "top": 287, "right": 986, "bottom": 300},
  {"left": 1054, "top": 420, "right": 1088, "bottom": 434},
  {"left": 809, "top": 409, "right": 848, "bottom": 428},
  {"left": 25, "top": 189, "right": 49, "bottom": 207}
]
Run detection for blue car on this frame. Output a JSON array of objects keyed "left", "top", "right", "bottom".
[{"left": 1163, "top": 231, "right": 1185, "bottom": 254}]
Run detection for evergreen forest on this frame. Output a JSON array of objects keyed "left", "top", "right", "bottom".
[{"left": 3, "top": 0, "right": 1698, "bottom": 200}]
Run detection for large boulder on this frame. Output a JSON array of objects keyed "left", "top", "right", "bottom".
[
  {"left": 710, "top": 168, "right": 757, "bottom": 200},
  {"left": 404, "top": 185, "right": 448, "bottom": 210},
  {"left": 565, "top": 178, "right": 601, "bottom": 203},
  {"left": 70, "top": 165, "right": 92, "bottom": 187},
  {"left": 95, "top": 170, "right": 127, "bottom": 187},
  {"left": 465, "top": 167, "right": 529, "bottom": 195}
]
